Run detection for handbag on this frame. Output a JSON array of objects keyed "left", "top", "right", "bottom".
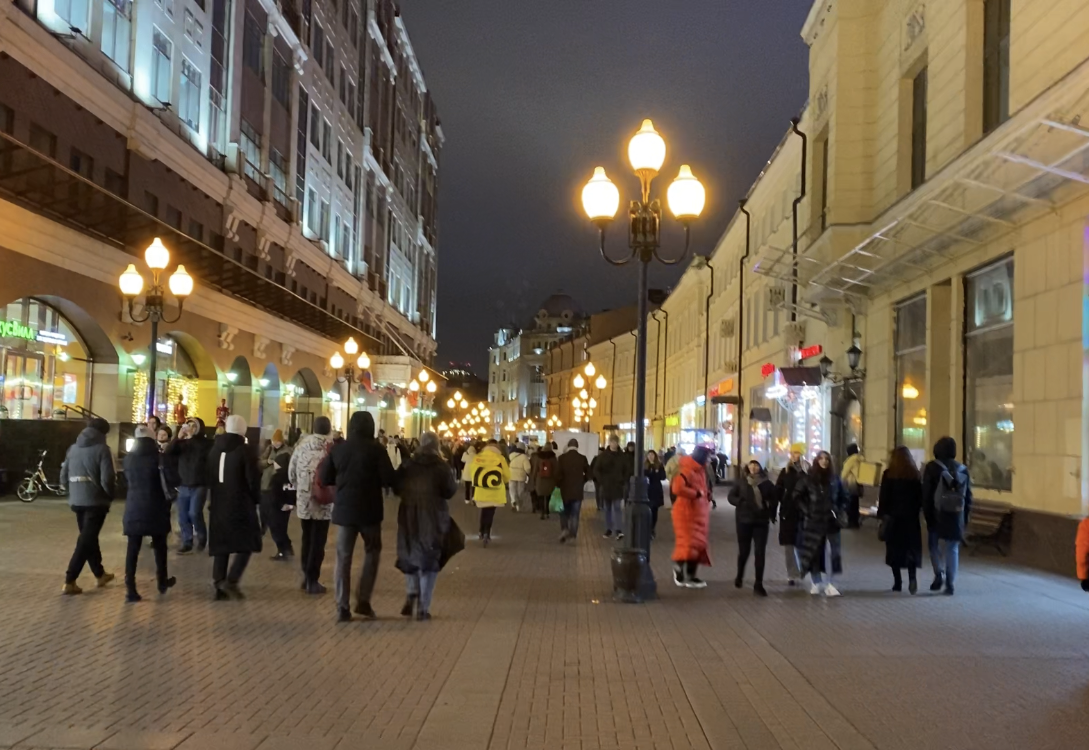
[
  {"left": 311, "top": 444, "right": 336, "bottom": 505},
  {"left": 548, "top": 487, "right": 565, "bottom": 514},
  {"left": 877, "top": 515, "right": 893, "bottom": 542},
  {"left": 439, "top": 518, "right": 466, "bottom": 570}
]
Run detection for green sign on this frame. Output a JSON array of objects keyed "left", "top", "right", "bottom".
[{"left": 1, "top": 320, "right": 36, "bottom": 341}]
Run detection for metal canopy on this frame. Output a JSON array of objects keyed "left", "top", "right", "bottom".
[
  {"left": 755, "top": 54, "right": 1089, "bottom": 302},
  {"left": 0, "top": 131, "right": 381, "bottom": 350}
]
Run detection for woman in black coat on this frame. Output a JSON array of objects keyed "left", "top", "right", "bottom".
[
  {"left": 206, "top": 416, "right": 262, "bottom": 600},
  {"left": 645, "top": 450, "right": 667, "bottom": 539},
  {"left": 394, "top": 432, "right": 460, "bottom": 620},
  {"left": 795, "top": 451, "right": 849, "bottom": 596},
  {"left": 728, "top": 460, "right": 778, "bottom": 596},
  {"left": 122, "top": 426, "right": 176, "bottom": 602},
  {"left": 774, "top": 447, "right": 809, "bottom": 584},
  {"left": 878, "top": 446, "right": 924, "bottom": 594}
]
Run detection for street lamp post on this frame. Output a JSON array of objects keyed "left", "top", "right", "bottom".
[
  {"left": 329, "top": 337, "right": 371, "bottom": 420},
  {"left": 408, "top": 369, "right": 438, "bottom": 435},
  {"left": 581, "top": 119, "right": 706, "bottom": 602},
  {"left": 119, "top": 238, "right": 195, "bottom": 420}
]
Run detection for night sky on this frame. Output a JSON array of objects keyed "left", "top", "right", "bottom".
[{"left": 403, "top": 2, "right": 813, "bottom": 371}]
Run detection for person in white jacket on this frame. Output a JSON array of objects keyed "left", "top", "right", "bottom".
[
  {"left": 507, "top": 442, "right": 532, "bottom": 512},
  {"left": 460, "top": 443, "right": 478, "bottom": 504}
]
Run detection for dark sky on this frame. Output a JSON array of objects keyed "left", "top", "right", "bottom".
[{"left": 402, "top": 1, "right": 813, "bottom": 372}]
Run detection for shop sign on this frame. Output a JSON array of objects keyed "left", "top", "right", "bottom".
[
  {"left": 1, "top": 320, "right": 68, "bottom": 346},
  {"left": 798, "top": 344, "right": 823, "bottom": 360},
  {"left": 760, "top": 363, "right": 776, "bottom": 379},
  {"left": 708, "top": 378, "right": 735, "bottom": 398},
  {"left": 665, "top": 414, "right": 680, "bottom": 427},
  {"left": 156, "top": 339, "right": 174, "bottom": 354}
]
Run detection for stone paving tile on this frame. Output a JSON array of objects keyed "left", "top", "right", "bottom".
[{"left": 4, "top": 492, "right": 1089, "bottom": 749}]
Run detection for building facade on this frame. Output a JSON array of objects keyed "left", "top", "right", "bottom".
[
  {"left": 0, "top": 0, "right": 441, "bottom": 454},
  {"left": 566, "top": 0, "right": 1089, "bottom": 569}
]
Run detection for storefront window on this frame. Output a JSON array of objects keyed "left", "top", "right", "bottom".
[
  {"left": 131, "top": 337, "right": 199, "bottom": 425},
  {"left": 750, "top": 373, "right": 827, "bottom": 473},
  {"left": 965, "top": 258, "right": 1013, "bottom": 491},
  {"left": 894, "top": 295, "right": 928, "bottom": 464},
  {"left": 1, "top": 298, "right": 91, "bottom": 419}
]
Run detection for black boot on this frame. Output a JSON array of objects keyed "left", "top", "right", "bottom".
[
  {"left": 158, "top": 576, "right": 176, "bottom": 595},
  {"left": 930, "top": 572, "right": 944, "bottom": 591},
  {"left": 401, "top": 594, "right": 418, "bottom": 617}
]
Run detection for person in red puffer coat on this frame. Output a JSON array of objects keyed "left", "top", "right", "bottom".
[{"left": 670, "top": 446, "right": 713, "bottom": 588}]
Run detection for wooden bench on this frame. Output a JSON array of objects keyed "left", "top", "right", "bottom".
[{"left": 965, "top": 499, "right": 1013, "bottom": 556}]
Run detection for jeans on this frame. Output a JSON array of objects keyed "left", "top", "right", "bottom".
[
  {"left": 300, "top": 518, "right": 330, "bottom": 584},
  {"left": 479, "top": 506, "right": 497, "bottom": 536},
  {"left": 561, "top": 500, "right": 582, "bottom": 538},
  {"left": 603, "top": 499, "right": 622, "bottom": 533},
  {"left": 335, "top": 524, "right": 382, "bottom": 611},
  {"left": 936, "top": 539, "right": 960, "bottom": 585},
  {"left": 261, "top": 490, "right": 293, "bottom": 554},
  {"left": 212, "top": 553, "right": 251, "bottom": 585},
  {"left": 66, "top": 508, "right": 107, "bottom": 583},
  {"left": 405, "top": 571, "right": 438, "bottom": 613},
  {"left": 125, "top": 534, "right": 168, "bottom": 592},
  {"left": 736, "top": 521, "right": 769, "bottom": 584},
  {"left": 509, "top": 480, "right": 526, "bottom": 512},
  {"left": 784, "top": 544, "right": 801, "bottom": 580},
  {"left": 176, "top": 486, "right": 207, "bottom": 547},
  {"left": 928, "top": 528, "right": 943, "bottom": 576}
]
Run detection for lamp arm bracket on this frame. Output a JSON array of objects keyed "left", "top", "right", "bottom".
[
  {"left": 123, "top": 299, "right": 152, "bottom": 324},
  {"left": 598, "top": 227, "right": 638, "bottom": 266}
]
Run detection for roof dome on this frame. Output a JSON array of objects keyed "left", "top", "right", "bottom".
[{"left": 536, "top": 293, "right": 582, "bottom": 320}]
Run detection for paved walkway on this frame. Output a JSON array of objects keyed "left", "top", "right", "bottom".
[{"left": 1, "top": 491, "right": 1088, "bottom": 750}]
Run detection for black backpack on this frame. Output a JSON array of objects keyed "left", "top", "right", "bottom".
[{"left": 934, "top": 465, "right": 967, "bottom": 515}]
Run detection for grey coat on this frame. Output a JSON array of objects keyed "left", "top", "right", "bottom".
[{"left": 60, "top": 427, "right": 115, "bottom": 509}]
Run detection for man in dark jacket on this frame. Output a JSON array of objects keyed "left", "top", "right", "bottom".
[
  {"left": 166, "top": 417, "right": 212, "bottom": 554},
  {"left": 594, "top": 436, "right": 631, "bottom": 539},
  {"left": 207, "top": 415, "right": 262, "bottom": 600},
  {"left": 322, "top": 411, "right": 395, "bottom": 622},
  {"left": 394, "top": 432, "right": 459, "bottom": 620},
  {"left": 122, "top": 425, "right": 176, "bottom": 602},
  {"left": 555, "top": 439, "right": 590, "bottom": 542},
  {"left": 775, "top": 444, "right": 809, "bottom": 585},
  {"left": 60, "top": 417, "right": 116, "bottom": 595},
  {"left": 922, "top": 436, "right": 972, "bottom": 595}
]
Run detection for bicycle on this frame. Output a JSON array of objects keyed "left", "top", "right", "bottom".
[{"left": 17, "top": 450, "right": 67, "bottom": 502}]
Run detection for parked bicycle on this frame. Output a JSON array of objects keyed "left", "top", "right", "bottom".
[{"left": 17, "top": 450, "right": 66, "bottom": 502}]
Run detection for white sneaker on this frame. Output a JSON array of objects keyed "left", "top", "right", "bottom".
[
  {"left": 823, "top": 584, "right": 841, "bottom": 598},
  {"left": 809, "top": 582, "right": 823, "bottom": 595}
]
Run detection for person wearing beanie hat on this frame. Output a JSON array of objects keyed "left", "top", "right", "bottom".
[
  {"left": 774, "top": 444, "right": 810, "bottom": 586},
  {"left": 260, "top": 426, "right": 294, "bottom": 561},
  {"left": 59, "top": 418, "right": 117, "bottom": 595},
  {"left": 121, "top": 425, "right": 176, "bottom": 602},
  {"left": 207, "top": 414, "right": 262, "bottom": 599}
]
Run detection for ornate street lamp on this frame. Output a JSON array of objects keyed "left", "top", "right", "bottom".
[
  {"left": 119, "top": 237, "right": 194, "bottom": 420},
  {"left": 581, "top": 119, "right": 705, "bottom": 602},
  {"left": 329, "top": 336, "right": 371, "bottom": 419},
  {"left": 572, "top": 362, "right": 606, "bottom": 431}
]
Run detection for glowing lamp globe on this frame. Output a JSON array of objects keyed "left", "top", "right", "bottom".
[
  {"left": 460, "top": 400, "right": 469, "bottom": 409},
  {"left": 426, "top": 380, "right": 437, "bottom": 393},
  {"left": 357, "top": 353, "right": 370, "bottom": 369},
  {"left": 330, "top": 352, "right": 345, "bottom": 369},
  {"left": 418, "top": 370, "right": 429, "bottom": 382},
  {"left": 409, "top": 380, "right": 420, "bottom": 392},
  {"left": 579, "top": 389, "right": 589, "bottom": 400},
  {"left": 628, "top": 119, "right": 666, "bottom": 174},
  {"left": 584, "top": 362, "right": 596, "bottom": 377},
  {"left": 119, "top": 264, "right": 144, "bottom": 297},
  {"left": 344, "top": 337, "right": 359, "bottom": 355},
  {"left": 581, "top": 167, "right": 620, "bottom": 222},
  {"left": 667, "top": 165, "right": 706, "bottom": 220},
  {"left": 572, "top": 373, "right": 586, "bottom": 389},
  {"left": 144, "top": 237, "right": 170, "bottom": 270},
  {"left": 595, "top": 374, "right": 607, "bottom": 389},
  {"left": 447, "top": 398, "right": 456, "bottom": 409},
  {"left": 168, "top": 265, "right": 194, "bottom": 297}
]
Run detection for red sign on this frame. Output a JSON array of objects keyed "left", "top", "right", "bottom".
[
  {"left": 798, "top": 344, "right": 823, "bottom": 360},
  {"left": 761, "top": 363, "right": 776, "bottom": 379}
]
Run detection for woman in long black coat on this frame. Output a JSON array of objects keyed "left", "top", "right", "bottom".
[
  {"left": 878, "top": 446, "right": 924, "bottom": 594},
  {"left": 645, "top": 450, "right": 667, "bottom": 539},
  {"left": 395, "top": 432, "right": 460, "bottom": 620},
  {"left": 775, "top": 446, "right": 809, "bottom": 584},
  {"left": 206, "top": 415, "right": 262, "bottom": 600},
  {"left": 795, "top": 451, "right": 849, "bottom": 596},
  {"left": 123, "top": 426, "right": 176, "bottom": 602}
]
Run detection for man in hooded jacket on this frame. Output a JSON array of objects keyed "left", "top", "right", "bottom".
[
  {"left": 60, "top": 417, "right": 116, "bottom": 594},
  {"left": 322, "top": 411, "right": 396, "bottom": 622},
  {"left": 922, "top": 436, "right": 973, "bottom": 595}
]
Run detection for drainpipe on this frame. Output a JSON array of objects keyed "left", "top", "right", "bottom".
[
  {"left": 629, "top": 331, "right": 638, "bottom": 429},
  {"left": 608, "top": 338, "right": 617, "bottom": 425},
  {"left": 659, "top": 309, "right": 669, "bottom": 419},
  {"left": 652, "top": 311, "right": 663, "bottom": 416},
  {"left": 789, "top": 117, "right": 807, "bottom": 323},
  {"left": 702, "top": 256, "right": 715, "bottom": 430},
  {"left": 737, "top": 199, "right": 752, "bottom": 471}
]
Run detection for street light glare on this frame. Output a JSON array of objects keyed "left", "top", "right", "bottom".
[
  {"left": 595, "top": 374, "right": 607, "bottom": 389},
  {"left": 418, "top": 369, "right": 429, "bottom": 382},
  {"left": 460, "top": 399, "right": 469, "bottom": 409},
  {"left": 330, "top": 352, "right": 345, "bottom": 369},
  {"left": 447, "top": 398, "right": 455, "bottom": 408},
  {"left": 357, "top": 353, "right": 370, "bottom": 369},
  {"left": 572, "top": 373, "right": 586, "bottom": 389},
  {"left": 426, "top": 380, "right": 437, "bottom": 393},
  {"left": 344, "top": 337, "right": 359, "bottom": 355},
  {"left": 144, "top": 237, "right": 170, "bottom": 270},
  {"left": 628, "top": 119, "right": 666, "bottom": 174},
  {"left": 667, "top": 164, "right": 706, "bottom": 219},
  {"left": 168, "top": 265, "right": 194, "bottom": 297},
  {"left": 584, "top": 362, "right": 596, "bottom": 377},
  {"left": 409, "top": 380, "right": 420, "bottom": 392},
  {"left": 453, "top": 391, "right": 463, "bottom": 401},
  {"left": 581, "top": 167, "right": 620, "bottom": 222},
  {"left": 119, "top": 264, "right": 144, "bottom": 297}
]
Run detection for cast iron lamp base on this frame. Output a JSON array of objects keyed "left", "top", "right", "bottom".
[{"left": 611, "top": 488, "right": 657, "bottom": 602}]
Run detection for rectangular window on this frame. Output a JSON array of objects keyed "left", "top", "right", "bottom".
[
  {"left": 911, "top": 67, "right": 928, "bottom": 190},
  {"left": 312, "top": 22, "right": 324, "bottom": 68},
  {"left": 894, "top": 294, "right": 928, "bottom": 464},
  {"left": 28, "top": 123, "right": 57, "bottom": 158},
  {"left": 151, "top": 28, "right": 173, "bottom": 103},
  {"left": 336, "top": 139, "right": 344, "bottom": 178},
  {"left": 179, "top": 58, "right": 201, "bottom": 132},
  {"left": 309, "top": 103, "right": 320, "bottom": 148},
  {"left": 348, "top": 7, "right": 358, "bottom": 47},
  {"left": 188, "top": 219, "right": 203, "bottom": 242},
  {"left": 54, "top": 0, "right": 89, "bottom": 32},
  {"left": 184, "top": 10, "right": 203, "bottom": 47},
  {"left": 272, "top": 49, "right": 290, "bottom": 107},
  {"left": 964, "top": 258, "right": 1014, "bottom": 491},
  {"left": 105, "top": 168, "right": 125, "bottom": 196},
  {"left": 307, "top": 187, "right": 319, "bottom": 234},
  {"left": 341, "top": 0, "right": 348, "bottom": 30},
  {"left": 321, "top": 119, "right": 331, "bottom": 161},
  {"left": 347, "top": 80, "right": 356, "bottom": 117},
  {"left": 333, "top": 214, "right": 342, "bottom": 255},
  {"left": 165, "top": 205, "right": 182, "bottom": 229},
  {"left": 269, "top": 149, "right": 288, "bottom": 206},
  {"left": 983, "top": 0, "right": 1011, "bottom": 134},
  {"left": 345, "top": 152, "right": 353, "bottom": 190},
  {"left": 339, "top": 64, "right": 347, "bottom": 103},
  {"left": 101, "top": 0, "right": 132, "bottom": 72},
  {"left": 239, "top": 119, "right": 261, "bottom": 183},
  {"left": 320, "top": 199, "right": 330, "bottom": 242},
  {"left": 144, "top": 190, "right": 159, "bottom": 216},
  {"left": 325, "top": 43, "right": 335, "bottom": 84},
  {"left": 155, "top": 0, "right": 174, "bottom": 18},
  {"left": 818, "top": 136, "right": 829, "bottom": 231},
  {"left": 69, "top": 148, "right": 93, "bottom": 178},
  {"left": 243, "top": 12, "right": 263, "bottom": 77}
]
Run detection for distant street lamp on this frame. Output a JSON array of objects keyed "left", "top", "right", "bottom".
[
  {"left": 329, "top": 337, "right": 371, "bottom": 418},
  {"left": 581, "top": 118, "right": 705, "bottom": 602},
  {"left": 119, "top": 238, "right": 194, "bottom": 420},
  {"left": 571, "top": 361, "right": 606, "bottom": 431}
]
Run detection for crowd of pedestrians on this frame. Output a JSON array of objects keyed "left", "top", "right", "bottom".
[{"left": 54, "top": 408, "right": 979, "bottom": 612}]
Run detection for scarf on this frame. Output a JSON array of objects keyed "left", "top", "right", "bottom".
[{"left": 746, "top": 473, "right": 766, "bottom": 509}]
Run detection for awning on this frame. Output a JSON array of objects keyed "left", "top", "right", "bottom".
[
  {"left": 755, "top": 53, "right": 1089, "bottom": 302},
  {"left": 0, "top": 131, "right": 381, "bottom": 348},
  {"left": 711, "top": 395, "right": 742, "bottom": 405},
  {"left": 779, "top": 366, "right": 822, "bottom": 387},
  {"left": 749, "top": 407, "right": 772, "bottom": 422}
]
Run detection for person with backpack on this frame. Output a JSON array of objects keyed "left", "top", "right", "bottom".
[
  {"left": 289, "top": 416, "right": 334, "bottom": 594},
  {"left": 507, "top": 442, "right": 532, "bottom": 512},
  {"left": 922, "top": 436, "right": 972, "bottom": 596},
  {"left": 555, "top": 438, "right": 590, "bottom": 542},
  {"left": 530, "top": 442, "right": 558, "bottom": 519}
]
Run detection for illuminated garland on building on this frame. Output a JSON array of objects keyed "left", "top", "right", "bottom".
[
  {"left": 132, "top": 371, "right": 149, "bottom": 423},
  {"left": 131, "top": 372, "right": 198, "bottom": 425}
]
